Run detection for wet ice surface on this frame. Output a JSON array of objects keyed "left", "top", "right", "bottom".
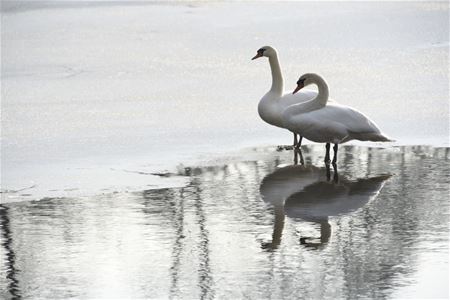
[
  {"left": 1, "top": 1, "right": 449, "bottom": 199},
  {"left": 1, "top": 145, "right": 449, "bottom": 299}
]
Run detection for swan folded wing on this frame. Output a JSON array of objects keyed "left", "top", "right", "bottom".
[
  {"left": 319, "top": 104, "right": 392, "bottom": 142},
  {"left": 285, "top": 103, "right": 389, "bottom": 143},
  {"left": 322, "top": 104, "right": 383, "bottom": 134},
  {"left": 285, "top": 113, "right": 348, "bottom": 143}
]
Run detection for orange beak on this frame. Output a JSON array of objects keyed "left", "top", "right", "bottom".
[
  {"left": 251, "top": 53, "right": 263, "bottom": 60},
  {"left": 292, "top": 83, "right": 304, "bottom": 94}
]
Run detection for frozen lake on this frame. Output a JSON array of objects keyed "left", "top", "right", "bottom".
[{"left": 1, "top": 1, "right": 449, "bottom": 298}]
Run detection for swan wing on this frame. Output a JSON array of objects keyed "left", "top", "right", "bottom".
[
  {"left": 321, "top": 103, "right": 383, "bottom": 134},
  {"left": 283, "top": 111, "right": 349, "bottom": 143},
  {"left": 283, "top": 103, "right": 390, "bottom": 143}
]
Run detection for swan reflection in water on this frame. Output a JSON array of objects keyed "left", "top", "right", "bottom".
[
  {"left": 260, "top": 164, "right": 391, "bottom": 250},
  {"left": 293, "top": 148, "right": 337, "bottom": 182}
]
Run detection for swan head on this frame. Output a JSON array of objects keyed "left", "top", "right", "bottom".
[
  {"left": 292, "top": 73, "right": 322, "bottom": 94},
  {"left": 251, "top": 46, "right": 277, "bottom": 60},
  {"left": 292, "top": 75, "right": 309, "bottom": 94}
]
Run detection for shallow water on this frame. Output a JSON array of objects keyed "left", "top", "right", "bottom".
[{"left": 1, "top": 145, "right": 449, "bottom": 299}]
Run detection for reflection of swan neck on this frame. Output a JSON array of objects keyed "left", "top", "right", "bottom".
[
  {"left": 320, "top": 221, "right": 331, "bottom": 244},
  {"left": 271, "top": 206, "right": 285, "bottom": 248},
  {"left": 268, "top": 54, "right": 283, "bottom": 96}
]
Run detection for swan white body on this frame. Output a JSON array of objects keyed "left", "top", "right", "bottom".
[
  {"left": 258, "top": 90, "right": 317, "bottom": 129},
  {"left": 253, "top": 46, "right": 317, "bottom": 129},
  {"left": 283, "top": 73, "right": 391, "bottom": 144}
]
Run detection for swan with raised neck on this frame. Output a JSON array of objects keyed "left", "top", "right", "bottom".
[{"left": 252, "top": 46, "right": 317, "bottom": 147}]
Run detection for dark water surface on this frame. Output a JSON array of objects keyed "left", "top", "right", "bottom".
[{"left": 1, "top": 145, "right": 449, "bottom": 299}]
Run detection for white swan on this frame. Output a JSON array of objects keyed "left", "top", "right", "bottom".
[
  {"left": 252, "top": 46, "right": 317, "bottom": 148},
  {"left": 282, "top": 73, "right": 393, "bottom": 164}
]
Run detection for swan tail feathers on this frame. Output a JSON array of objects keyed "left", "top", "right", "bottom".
[{"left": 348, "top": 131, "right": 395, "bottom": 142}]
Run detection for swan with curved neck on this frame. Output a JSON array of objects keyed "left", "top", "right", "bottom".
[
  {"left": 291, "top": 73, "right": 329, "bottom": 113},
  {"left": 252, "top": 46, "right": 318, "bottom": 148},
  {"left": 282, "top": 73, "right": 393, "bottom": 164}
]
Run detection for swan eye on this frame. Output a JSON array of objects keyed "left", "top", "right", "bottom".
[
  {"left": 297, "top": 78, "right": 306, "bottom": 85},
  {"left": 258, "top": 48, "right": 266, "bottom": 54}
]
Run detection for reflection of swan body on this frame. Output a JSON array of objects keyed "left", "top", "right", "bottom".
[
  {"left": 259, "top": 165, "right": 322, "bottom": 249},
  {"left": 260, "top": 165, "right": 322, "bottom": 208},
  {"left": 284, "top": 73, "right": 392, "bottom": 144},
  {"left": 259, "top": 164, "right": 391, "bottom": 249},
  {"left": 285, "top": 175, "right": 391, "bottom": 222},
  {"left": 252, "top": 46, "right": 317, "bottom": 147}
]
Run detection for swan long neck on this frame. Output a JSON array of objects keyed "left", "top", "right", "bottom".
[
  {"left": 268, "top": 54, "right": 283, "bottom": 96},
  {"left": 313, "top": 75, "right": 329, "bottom": 107},
  {"left": 284, "top": 74, "right": 329, "bottom": 117}
]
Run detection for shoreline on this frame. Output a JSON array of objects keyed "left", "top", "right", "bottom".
[{"left": 2, "top": 143, "right": 448, "bottom": 204}]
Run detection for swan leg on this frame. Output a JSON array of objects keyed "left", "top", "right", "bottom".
[
  {"left": 294, "top": 147, "right": 305, "bottom": 165},
  {"left": 326, "top": 163, "right": 331, "bottom": 181},
  {"left": 298, "top": 147, "right": 305, "bottom": 165},
  {"left": 295, "top": 136, "right": 303, "bottom": 149},
  {"left": 324, "top": 143, "right": 331, "bottom": 165},
  {"left": 332, "top": 144, "right": 338, "bottom": 166},
  {"left": 277, "top": 134, "right": 297, "bottom": 151},
  {"left": 332, "top": 162, "right": 339, "bottom": 183}
]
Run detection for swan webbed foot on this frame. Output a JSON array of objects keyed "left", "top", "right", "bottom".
[{"left": 276, "top": 145, "right": 294, "bottom": 152}]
